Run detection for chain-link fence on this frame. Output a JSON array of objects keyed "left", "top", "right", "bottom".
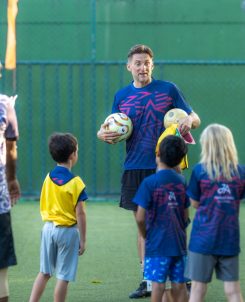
[
  {"left": 0, "top": 60, "right": 244, "bottom": 197},
  {"left": 0, "top": 0, "right": 245, "bottom": 197}
]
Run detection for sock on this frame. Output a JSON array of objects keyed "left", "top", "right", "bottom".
[
  {"left": 140, "top": 261, "right": 152, "bottom": 292},
  {"left": 146, "top": 280, "right": 152, "bottom": 292}
]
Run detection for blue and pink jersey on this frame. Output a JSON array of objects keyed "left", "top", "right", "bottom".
[
  {"left": 187, "top": 163, "right": 245, "bottom": 256},
  {"left": 112, "top": 79, "right": 193, "bottom": 170},
  {"left": 133, "top": 169, "right": 190, "bottom": 257}
]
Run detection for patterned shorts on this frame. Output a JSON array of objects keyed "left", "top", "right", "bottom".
[{"left": 144, "top": 256, "right": 187, "bottom": 283}]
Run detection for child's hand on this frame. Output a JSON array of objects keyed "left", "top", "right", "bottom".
[{"left": 79, "top": 240, "right": 86, "bottom": 255}]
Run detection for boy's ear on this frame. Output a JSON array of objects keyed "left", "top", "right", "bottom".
[
  {"left": 68, "top": 152, "right": 75, "bottom": 161},
  {"left": 155, "top": 154, "right": 160, "bottom": 164},
  {"left": 126, "top": 63, "right": 131, "bottom": 72}
]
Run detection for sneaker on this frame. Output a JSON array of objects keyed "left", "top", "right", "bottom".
[
  {"left": 129, "top": 281, "right": 151, "bottom": 299},
  {"left": 186, "top": 281, "right": 192, "bottom": 294}
]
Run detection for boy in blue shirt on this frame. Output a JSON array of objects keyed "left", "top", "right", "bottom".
[{"left": 133, "top": 135, "right": 189, "bottom": 302}]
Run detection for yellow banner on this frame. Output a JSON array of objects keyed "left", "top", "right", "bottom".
[{"left": 5, "top": 0, "right": 18, "bottom": 70}]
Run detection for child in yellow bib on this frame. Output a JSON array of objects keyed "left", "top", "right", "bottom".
[{"left": 156, "top": 123, "right": 195, "bottom": 170}]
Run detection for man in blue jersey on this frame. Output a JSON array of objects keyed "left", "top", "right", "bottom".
[{"left": 97, "top": 44, "right": 200, "bottom": 298}]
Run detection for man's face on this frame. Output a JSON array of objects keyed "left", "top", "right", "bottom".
[{"left": 127, "top": 53, "right": 154, "bottom": 88}]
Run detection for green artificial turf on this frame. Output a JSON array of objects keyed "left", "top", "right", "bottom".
[{"left": 8, "top": 200, "right": 245, "bottom": 301}]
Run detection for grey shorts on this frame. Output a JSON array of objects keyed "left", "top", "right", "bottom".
[
  {"left": 40, "top": 222, "right": 80, "bottom": 282},
  {"left": 185, "top": 251, "right": 239, "bottom": 283},
  {"left": 120, "top": 169, "right": 155, "bottom": 211}
]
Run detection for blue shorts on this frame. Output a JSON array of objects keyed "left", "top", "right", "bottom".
[
  {"left": 144, "top": 256, "right": 187, "bottom": 283},
  {"left": 40, "top": 222, "right": 80, "bottom": 282}
]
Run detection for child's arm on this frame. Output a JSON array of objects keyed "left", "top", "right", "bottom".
[
  {"left": 135, "top": 206, "right": 146, "bottom": 239},
  {"left": 190, "top": 198, "right": 199, "bottom": 209},
  {"left": 76, "top": 201, "right": 86, "bottom": 255},
  {"left": 184, "top": 208, "right": 190, "bottom": 228}
]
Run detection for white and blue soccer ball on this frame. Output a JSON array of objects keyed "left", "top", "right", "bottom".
[{"left": 104, "top": 112, "right": 133, "bottom": 142}]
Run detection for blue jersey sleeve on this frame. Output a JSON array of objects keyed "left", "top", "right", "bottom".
[
  {"left": 112, "top": 96, "right": 119, "bottom": 113},
  {"left": 239, "top": 165, "right": 245, "bottom": 200},
  {"left": 133, "top": 179, "right": 152, "bottom": 209},
  {"left": 171, "top": 83, "right": 193, "bottom": 114},
  {"left": 78, "top": 189, "right": 88, "bottom": 202}
]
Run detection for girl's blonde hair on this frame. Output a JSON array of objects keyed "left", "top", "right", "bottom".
[{"left": 200, "top": 124, "right": 238, "bottom": 180}]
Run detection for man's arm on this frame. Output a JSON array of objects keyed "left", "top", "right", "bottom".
[
  {"left": 189, "top": 111, "right": 201, "bottom": 129},
  {"left": 6, "top": 140, "right": 21, "bottom": 205}
]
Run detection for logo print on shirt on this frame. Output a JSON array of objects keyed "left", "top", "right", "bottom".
[
  {"left": 169, "top": 191, "right": 176, "bottom": 201},
  {"left": 217, "top": 184, "right": 231, "bottom": 195},
  {"left": 215, "top": 183, "right": 234, "bottom": 203},
  {"left": 168, "top": 191, "right": 178, "bottom": 207}
]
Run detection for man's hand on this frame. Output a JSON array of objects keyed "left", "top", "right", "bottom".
[
  {"left": 178, "top": 115, "right": 193, "bottom": 136},
  {"left": 178, "top": 111, "right": 201, "bottom": 135},
  {"left": 8, "top": 178, "right": 21, "bottom": 206},
  {"left": 97, "top": 123, "right": 121, "bottom": 144}
]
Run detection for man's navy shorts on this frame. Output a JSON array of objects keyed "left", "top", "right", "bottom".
[
  {"left": 120, "top": 169, "right": 155, "bottom": 211},
  {"left": 0, "top": 212, "right": 17, "bottom": 269}
]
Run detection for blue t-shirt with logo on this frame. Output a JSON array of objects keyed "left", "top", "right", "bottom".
[
  {"left": 187, "top": 163, "right": 245, "bottom": 256},
  {"left": 133, "top": 169, "right": 190, "bottom": 257},
  {"left": 112, "top": 79, "right": 193, "bottom": 170}
]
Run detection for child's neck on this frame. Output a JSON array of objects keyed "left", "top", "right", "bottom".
[
  {"left": 57, "top": 162, "right": 71, "bottom": 171},
  {"left": 157, "top": 162, "right": 181, "bottom": 174},
  {"left": 157, "top": 162, "right": 171, "bottom": 170}
]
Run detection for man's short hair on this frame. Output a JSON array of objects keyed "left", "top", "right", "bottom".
[
  {"left": 159, "top": 135, "right": 188, "bottom": 167},
  {"left": 48, "top": 132, "right": 78, "bottom": 163},
  {"left": 127, "top": 44, "right": 154, "bottom": 60}
]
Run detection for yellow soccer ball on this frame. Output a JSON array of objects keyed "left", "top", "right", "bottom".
[{"left": 163, "top": 108, "right": 188, "bottom": 128}]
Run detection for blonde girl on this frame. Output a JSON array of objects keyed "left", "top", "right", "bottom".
[{"left": 185, "top": 124, "right": 245, "bottom": 302}]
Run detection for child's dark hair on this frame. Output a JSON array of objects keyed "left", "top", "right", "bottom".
[
  {"left": 48, "top": 132, "right": 78, "bottom": 163},
  {"left": 159, "top": 135, "right": 188, "bottom": 167}
]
